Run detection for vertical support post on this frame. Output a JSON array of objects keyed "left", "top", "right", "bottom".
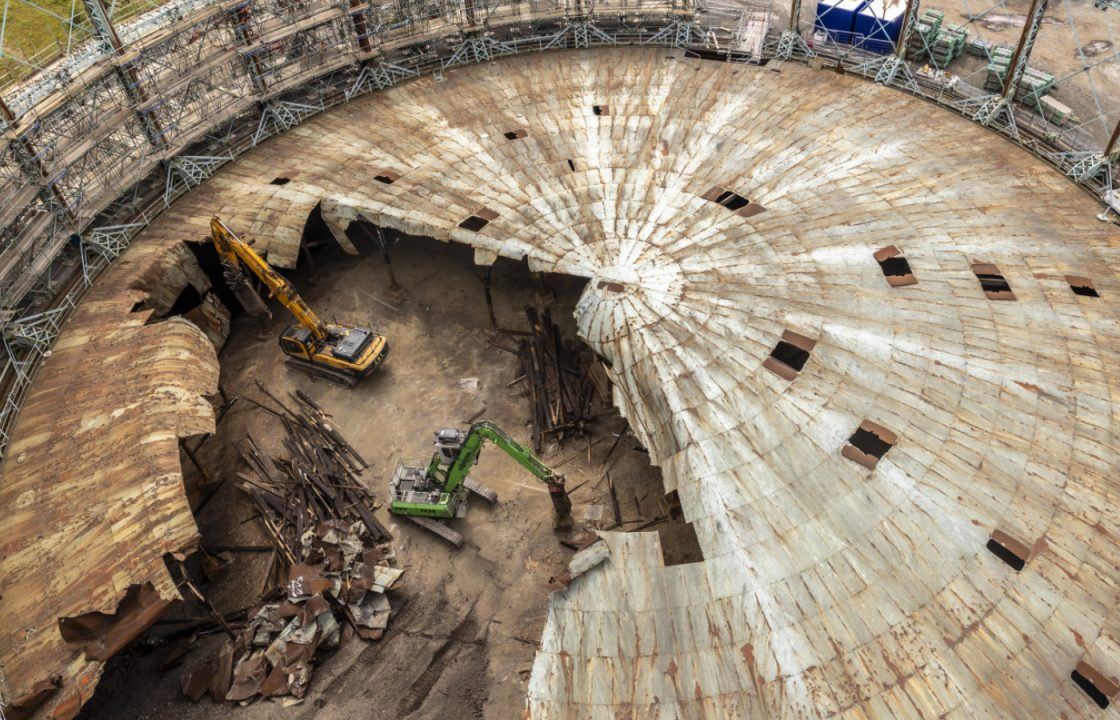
[
  {"left": 893, "top": 0, "right": 920, "bottom": 60},
  {"left": 482, "top": 265, "right": 496, "bottom": 329},
  {"left": 374, "top": 226, "right": 406, "bottom": 303},
  {"left": 229, "top": 2, "right": 269, "bottom": 95},
  {"left": 775, "top": 0, "right": 813, "bottom": 59},
  {"left": 787, "top": 0, "right": 802, "bottom": 33},
  {"left": 867, "top": 0, "right": 920, "bottom": 84},
  {"left": 1105, "top": 118, "right": 1120, "bottom": 160},
  {"left": 973, "top": 0, "right": 1048, "bottom": 129},
  {"left": 349, "top": 0, "right": 373, "bottom": 53},
  {"left": 82, "top": 0, "right": 165, "bottom": 149},
  {"left": 0, "top": 90, "right": 74, "bottom": 221}
]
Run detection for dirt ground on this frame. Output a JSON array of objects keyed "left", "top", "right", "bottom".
[
  {"left": 789, "top": 0, "right": 1120, "bottom": 147},
  {"left": 77, "top": 226, "right": 682, "bottom": 719}
]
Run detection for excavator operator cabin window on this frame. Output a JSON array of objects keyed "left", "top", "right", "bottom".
[{"left": 280, "top": 337, "right": 304, "bottom": 356}]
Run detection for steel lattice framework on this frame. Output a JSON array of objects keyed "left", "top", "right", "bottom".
[{"left": 0, "top": 0, "right": 1116, "bottom": 461}]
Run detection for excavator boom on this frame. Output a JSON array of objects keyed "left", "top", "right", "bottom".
[
  {"left": 388, "top": 420, "right": 571, "bottom": 540},
  {"left": 208, "top": 216, "right": 389, "bottom": 386},
  {"left": 209, "top": 217, "right": 327, "bottom": 342}
]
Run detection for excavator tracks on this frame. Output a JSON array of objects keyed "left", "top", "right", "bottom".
[
  {"left": 463, "top": 478, "right": 498, "bottom": 504},
  {"left": 285, "top": 358, "right": 360, "bottom": 387},
  {"left": 406, "top": 516, "right": 464, "bottom": 548}
]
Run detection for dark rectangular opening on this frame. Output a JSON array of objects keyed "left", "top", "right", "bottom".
[
  {"left": 973, "top": 263, "right": 1015, "bottom": 300},
  {"left": 1067, "top": 275, "right": 1100, "bottom": 298},
  {"left": 771, "top": 340, "right": 810, "bottom": 372},
  {"left": 978, "top": 274, "right": 1011, "bottom": 294},
  {"left": 504, "top": 129, "right": 527, "bottom": 141},
  {"left": 715, "top": 190, "right": 750, "bottom": 211},
  {"left": 986, "top": 538, "right": 1026, "bottom": 572},
  {"left": 374, "top": 174, "right": 396, "bottom": 185},
  {"left": 270, "top": 177, "right": 290, "bottom": 185},
  {"left": 592, "top": 104, "right": 607, "bottom": 116},
  {"left": 1072, "top": 669, "right": 1111, "bottom": 709},
  {"left": 567, "top": 159, "right": 576, "bottom": 172},
  {"left": 879, "top": 256, "right": 912, "bottom": 278},
  {"left": 848, "top": 427, "right": 893, "bottom": 459},
  {"left": 874, "top": 247, "right": 918, "bottom": 287},
  {"left": 459, "top": 215, "right": 490, "bottom": 232},
  {"left": 165, "top": 283, "right": 203, "bottom": 317},
  {"left": 659, "top": 521, "right": 704, "bottom": 567}
]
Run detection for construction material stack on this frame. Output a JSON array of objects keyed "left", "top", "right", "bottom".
[
  {"left": 985, "top": 46, "right": 1050, "bottom": 100},
  {"left": 905, "top": 9, "right": 943, "bottom": 62}
]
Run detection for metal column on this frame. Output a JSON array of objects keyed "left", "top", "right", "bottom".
[
  {"left": 973, "top": 0, "right": 1049, "bottom": 133},
  {"left": 775, "top": 0, "right": 813, "bottom": 59},
  {"left": 871, "top": 0, "right": 920, "bottom": 85},
  {"left": 82, "top": 0, "right": 166, "bottom": 150}
]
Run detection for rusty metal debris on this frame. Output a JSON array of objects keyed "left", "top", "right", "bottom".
[
  {"left": 516, "top": 307, "right": 609, "bottom": 453},
  {"left": 180, "top": 388, "right": 400, "bottom": 704}
]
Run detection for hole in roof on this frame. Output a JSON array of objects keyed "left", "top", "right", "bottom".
[
  {"left": 459, "top": 215, "right": 490, "bottom": 232},
  {"left": 270, "top": 177, "right": 290, "bottom": 185},
  {"left": 659, "top": 520, "right": 704, "bottom": 566},
  {"left": 1067, "top": 276, "right": 1100, "bottom": 298},
  {"left": 874, "top": 246, "right": 918, "bottom": 287},
  {"left": 879, "top": 257, "right": 912, "bottom": 277},
  {"left": 771, "top": 341, "right": 809, "bottom": 371},
  {"left": 504, "top": 129, "right": 527, "bottom": 141},
  {"left": 986, "top": 538, "right": 1026, "bottom": 572},
  {"left": 374, "top": 173, "right": 396, "bottom": 185},
  {"left": 843, "top": 420, "right": 897, "bottom": 468},
  {"left": 592, "top": 104, "right": 607, "bottom": 116},
  {"left": 701, "top": 185, "right": 765, "bottom": 216},
  {"left": 764, "top": 331, "right": 816, "bottom": 381},
  {"left": 1072, "top": 669, "right": 1111, "bottom": 709},
  {"left": 566, "top": 159, "right": 576, "bottom": 172},
  {"left": 973, "top": 263, "right": 1015, "bottom": 300},
  {"left": 848, "top": 427, "right": 893, "bottom": 459},
  {"left": 715, "top": 190, "right": 750, "bottom": 211}
]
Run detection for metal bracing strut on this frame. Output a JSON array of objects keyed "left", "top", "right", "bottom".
[
  {"left": 872, "top": 0, "right": 920, "bottom": 84},
  {"left": 81, "top": 0, "right": 166, "bottom": 150},
  {"left": 776, "top": 0, "right": 813, "bottom": 59},
  {"left": 973, "top": 0, "right": 1049, "bottom": 130},
  {"left": 1068, "top": 117, "right": 1120, "bottom": 184}
]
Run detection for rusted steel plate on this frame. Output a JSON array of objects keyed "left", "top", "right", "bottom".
[{"left": 0, "top": 231, "right": 220, "bottom": 716}]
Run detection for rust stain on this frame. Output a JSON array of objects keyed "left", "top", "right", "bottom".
[{"left": 0, "top": 231, "right": 219, "bottom": 718}]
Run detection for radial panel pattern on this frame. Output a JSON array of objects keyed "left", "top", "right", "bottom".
[{"left": 6, "top": 46, "right": 1120, "bottom": 718}]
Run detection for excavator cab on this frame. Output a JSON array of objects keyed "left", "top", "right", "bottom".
[
  {"left": 210, "top": 216, "right": 390, "bottom": 387},
  {"left": 279, "top": 326, "right": 314, "bottom": 360}
]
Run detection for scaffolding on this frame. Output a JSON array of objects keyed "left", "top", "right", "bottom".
[{"left": 0, "top": 0, "right": 1116, "bottom": 459}]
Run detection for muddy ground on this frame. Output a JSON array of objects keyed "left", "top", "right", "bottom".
[{"left": 78, "top": 227, "right": 691, "bottom": 719}]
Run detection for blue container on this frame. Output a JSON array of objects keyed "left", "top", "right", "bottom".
[
  {"left": 854, "top": 0, "right": 905, "bottom": 54},
  {"left": 815, "top": 0, "right": 871, "bottom": 44}
]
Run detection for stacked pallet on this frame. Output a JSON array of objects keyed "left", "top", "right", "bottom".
[
  {"left": 908, "top": 14, "right": 968, "bottom": 68},
  {"left": 985, "top": 48, "right": 1056, "bottom": 112},
  {"left": 905, "top": 10, "right": 943, "bottom": 62}
]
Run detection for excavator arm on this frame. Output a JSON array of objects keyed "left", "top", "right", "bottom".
[
  {"left": 209, "top": 217, "right": 328, "bottom": 342},
  {"left": 448, "top": 421, "right": 572, "bottom": 522}
]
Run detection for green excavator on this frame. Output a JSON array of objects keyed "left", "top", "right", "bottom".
[{"left": 388, "top": 421, "right": 572, "bottom": 547}]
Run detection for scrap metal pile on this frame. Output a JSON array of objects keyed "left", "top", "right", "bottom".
[
  {"left": 181, "top": 388, "right": 401, "bottom": 704},
  {"left": 517, "top": 307, "right": 611, "bottom": 452}
]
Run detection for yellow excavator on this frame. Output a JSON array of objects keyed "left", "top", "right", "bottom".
[{"left": 209, "top": 217, "right": 389, "bottom": 387}]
